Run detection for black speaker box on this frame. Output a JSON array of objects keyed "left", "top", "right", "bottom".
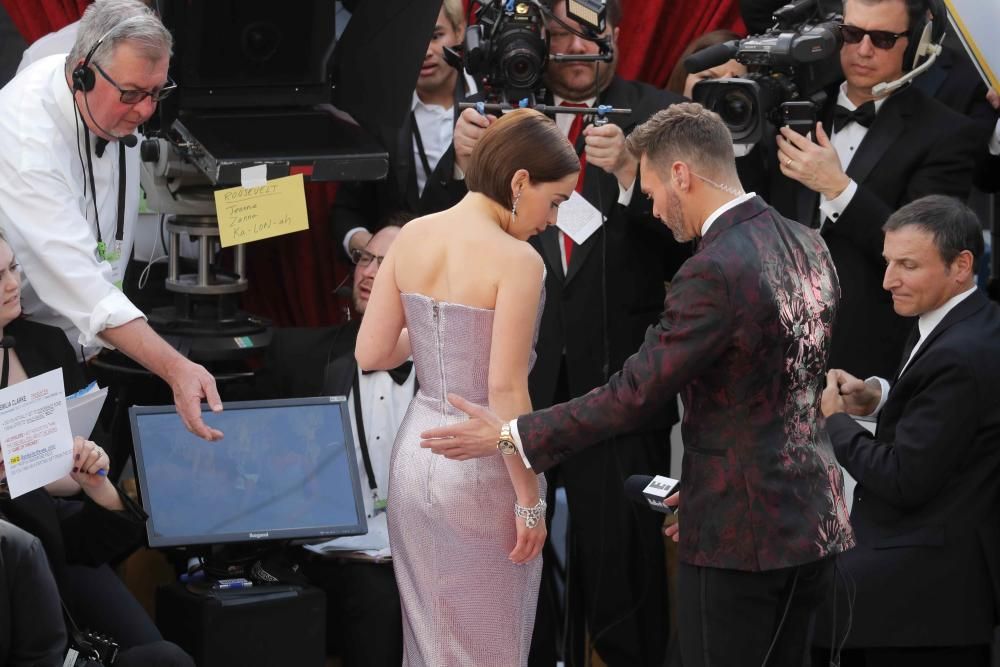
[{"left": 156, "top": 583, "right": 326, "bottom": 667}]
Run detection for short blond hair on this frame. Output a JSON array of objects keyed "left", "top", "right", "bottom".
[{"left": 441, "top": 0, "right": 465, "bottom": 31}]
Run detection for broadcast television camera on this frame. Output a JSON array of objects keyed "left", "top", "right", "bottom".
[
  {"left": 459, "top": 0, "right": 611, "bottom": 105},
  {"left": 688, "top": 0, "right": 844, "bottom": 144}
]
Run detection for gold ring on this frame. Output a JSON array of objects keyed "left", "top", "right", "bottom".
[{"left": 785, "top": 158, "right": 793, "bottom": 167}]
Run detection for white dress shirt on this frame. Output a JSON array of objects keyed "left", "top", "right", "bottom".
[
  {"left": 0, "top": 55, "right": 144, "bottom": 356},
  {"left": 818, "top": 83, "right": 889, "bottom": 228},
  {"left": 16, "top": 21, "right": 78, "bottom": 74},
  {"left": 307, "top": 366, "right": 415, "bottom": 558},
  {"left": 866, "top": 285, "right": 977, "bottom": 416}
]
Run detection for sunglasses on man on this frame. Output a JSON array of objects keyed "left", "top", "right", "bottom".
[{"left": 838, "top": 24, "right": 909, "bottom": 50}]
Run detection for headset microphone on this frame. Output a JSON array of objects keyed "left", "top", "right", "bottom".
[{"left": 871, "top": 0, "right": 946, "bottom": 97}]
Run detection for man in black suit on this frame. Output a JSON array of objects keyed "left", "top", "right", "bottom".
[
  {"left": 330, "top": 0, "right": 471, "bottom": 258},
  {"left": 818, "top": 195, "right": 1000, "bottom": 666},
  {"left": 767, "top": 0, "right": 983, "bottom": 380},
  {"left": 262, "top": 225, "right": 414, "bottom": 667},
  {"left": 450, "top": 3, "right": 686, "bottom": 664}
]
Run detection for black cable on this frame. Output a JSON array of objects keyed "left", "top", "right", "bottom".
[{"left": 759, "top": 567, "right": 800, "bottom": 666}]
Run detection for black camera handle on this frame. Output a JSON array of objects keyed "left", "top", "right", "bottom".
[{"left": 460, "top": 101, "right": 630, "bottom": 125}]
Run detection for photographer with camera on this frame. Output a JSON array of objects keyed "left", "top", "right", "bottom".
[
  {"left": 764, "top": 0, "right": 983, "bottom": 380},
  {"left": 0, "top": 0, "right": 223, "bottom": 443},
  {"left": 450, "top": 2, "right": 687, "bottom": 664},
  {"left": 330, "top": 0, "right": 475, "bottom": 260}
]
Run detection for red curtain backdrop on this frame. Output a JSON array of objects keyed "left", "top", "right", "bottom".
[
  {"left": 1, "top": 0, "right": 87, "bottom": 44},
  {"left": 618, "top": 0, "right": 745, "bottom": 87},
  {"left": 4, "top": 0, "right": 742, "bottom": 327}
]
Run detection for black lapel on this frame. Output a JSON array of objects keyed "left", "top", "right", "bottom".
[
  {"left": 321, "top": 320, "right": 361, "bottom": 396},
  {"left": 396, "top": 112, "right": 419, "bottom": 210},
  {"left": 897, "top": 289, "right": 987, "bottom": 381},
  {"left": 535, "top": 227, "right": 565, "bottom": 280},
  {"left": 845, "top": 88, "right": 910, "bottom": 186}
]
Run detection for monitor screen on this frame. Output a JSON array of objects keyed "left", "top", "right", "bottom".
[{"left": 129, "top": 397, "right": 367, "bottom": 548}]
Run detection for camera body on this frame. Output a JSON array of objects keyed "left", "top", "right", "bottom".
[
  {"left": 465, "top": 1, "right": 549, "bottom": 105},
  {"left": 462, "top": 0, "right": 609, "bottom": 105},
  {"left": 691, "top": 0, "right": 844, "bottom": 144}
]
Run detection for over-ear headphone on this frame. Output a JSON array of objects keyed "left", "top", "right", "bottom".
[
  {"left": 902, "top": 0, "right": 946, "bottom": 72},
  {"left": 71, "top": 38, "right": 104, "bottom": 93}
]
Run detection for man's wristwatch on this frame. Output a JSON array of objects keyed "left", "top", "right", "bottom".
[{"left": 497, "top": 421, "right": 517, "bottom": 456}]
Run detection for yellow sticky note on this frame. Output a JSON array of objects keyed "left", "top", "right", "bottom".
[{"left": 213, "top": 173, "right": 309, "bottom": 248}]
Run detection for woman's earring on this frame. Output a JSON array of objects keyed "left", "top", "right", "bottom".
[{"left": 511, "top": 191, "right": 521, "bottom": 218}]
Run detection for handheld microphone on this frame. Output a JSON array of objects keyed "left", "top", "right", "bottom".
[
  {"left": 120, "top": 133, "right": 138, "bottom": 148},
  {"left": 683, "top": 40, "right": 739, "bottom": 74},
  {"left": 0, "top": 336, "right": 16, "bottom": 349},
  {"left": 623, "top": 474, "right": 680, "bottom": 514}
]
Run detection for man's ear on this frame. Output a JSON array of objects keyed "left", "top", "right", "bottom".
[{"left": 952, "top": 249, "right": 975, "bottom": 282}]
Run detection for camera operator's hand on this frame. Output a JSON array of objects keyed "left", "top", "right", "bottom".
[
  {"left": 584, "top": 123, "right": 637, "bottom": 190},
  {"left": 70, "top": 436, "right": 124, "bottom": 511},
  {"left": 777, "top": 123, "right": 850, "bottom": 200},
  {"left": 454, "top": 108, "right": 497, "bottom": 176}
]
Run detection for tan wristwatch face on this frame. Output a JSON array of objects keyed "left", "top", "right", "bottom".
[{"left": 498, "top": 423, "right": 516, "bottom": 455}]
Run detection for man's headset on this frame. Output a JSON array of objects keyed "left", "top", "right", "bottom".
[
  {"left": 871, "top": 0, "right": 947, "bottom": 96},
  {"left": 902, "top": 0, "right": 946, "bottom": 72}
]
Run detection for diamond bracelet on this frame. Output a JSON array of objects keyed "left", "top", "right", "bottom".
[{"left": 514, "top": 499, "right": 547, "bottom": 528}]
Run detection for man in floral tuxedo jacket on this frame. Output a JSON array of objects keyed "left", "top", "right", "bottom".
[{"left": 422, "top": 103, "right": 855, "bottom": 667}]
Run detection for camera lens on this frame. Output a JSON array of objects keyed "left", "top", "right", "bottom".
[
  {"left": 502, "top": 45, "right": 542, "bottom": 88},
  {"left": 717, "top": 89, "right": 754, "bottom": 133}
]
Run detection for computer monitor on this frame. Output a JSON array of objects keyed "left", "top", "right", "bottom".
[{"left": 129, "top": 397, "right": 367, "bottom": 548}]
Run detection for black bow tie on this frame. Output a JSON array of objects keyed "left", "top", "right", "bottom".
[
  {"left": 832, "top": 102, "right": 877, "bottom": 132},
  {"left": 94, "top": 137, "right": 110, "bottom": 158},
  {"left": 363, "top": 360, "right": 413, "bottom": 385}
]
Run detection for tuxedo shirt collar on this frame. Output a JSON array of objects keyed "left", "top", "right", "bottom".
[
  {"left": 701, "top": 191, "right": 756, "bottom": 237},
  {"left": 916, "top": 285, "right": 977, "bottom": 348}
]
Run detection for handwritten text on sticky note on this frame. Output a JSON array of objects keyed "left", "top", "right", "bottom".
[{"left": 214, "top": 173, "right": 309, "bottom": 247}]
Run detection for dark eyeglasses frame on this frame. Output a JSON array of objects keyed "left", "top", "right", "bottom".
[
  {"left": 93, "top": 62, "right": 176, "bottom": 104},
  {"left": 838, "top": 24, "right": 909, "bottom": 50},
  {"left": 350, "top": 248, "right": 386, "bottom": 268}
]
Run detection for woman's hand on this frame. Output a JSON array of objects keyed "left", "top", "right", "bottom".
[
  {"left": 70, "top": 437, "right": 123, "bottom": 511},
  {"left": 509, "top": 499, "right": 546, "bottom": 565}
]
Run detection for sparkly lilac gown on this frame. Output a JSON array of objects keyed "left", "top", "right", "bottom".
[{"left": 388, "top": 292, "right": 546, "bottom": 667}]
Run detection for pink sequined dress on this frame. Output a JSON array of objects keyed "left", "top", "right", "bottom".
[{"left": 388, "top": 292, "right": 546, "bottom": 667}]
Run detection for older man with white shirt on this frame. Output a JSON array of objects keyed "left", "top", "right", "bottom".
[{"left": 0, "top": 0, "right": 221, "bottom": 440}]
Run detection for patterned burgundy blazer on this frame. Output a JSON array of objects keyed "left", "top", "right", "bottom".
[{"left": 519, "top": 196, "right": 855, "bottom": 571}]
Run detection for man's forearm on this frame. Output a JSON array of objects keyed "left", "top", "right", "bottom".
[{"left": 99, "top": 318, "right": 187, "bottom": 384}]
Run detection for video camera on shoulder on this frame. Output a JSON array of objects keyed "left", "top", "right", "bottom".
[
  {"left": 688, "top": 0, "right": 845, "bottom": 144},
  {"left": 455, "top": 0, "right": 611, "bottom": 105}
]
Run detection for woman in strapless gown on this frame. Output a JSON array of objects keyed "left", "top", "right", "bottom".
[{"left": 355, "top": 109, "right": 580, "bottom": 667}]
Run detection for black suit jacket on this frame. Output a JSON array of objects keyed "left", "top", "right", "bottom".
[
  {"left": 0, "top": 520, "right": 66, "bottom": 667},
  {"left": 821, "top": 289, "right": 1000, "bottom": 647},
  {"left": 330, "top": 78, "right": 472, "bottom": 256},
  {"left": 529, "top": 78, "right": 689, "bottom": 424},
  {"left": 767, "top": 84, "right": 983, "bottom": 379}
]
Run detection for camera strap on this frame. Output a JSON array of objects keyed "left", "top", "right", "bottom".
[{"left": 410, "top": 111, "right": 434, "bottom": 189}]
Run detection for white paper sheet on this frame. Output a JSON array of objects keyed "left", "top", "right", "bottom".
[
  {"left": 556, "top": 191, "right": 605, "bottom": 245},
  {"left": 67, "top": 386, "right": 108, "bottom": 440},
  {"left": 0, "top": 368, "right": 74, "bottom": 498}
]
